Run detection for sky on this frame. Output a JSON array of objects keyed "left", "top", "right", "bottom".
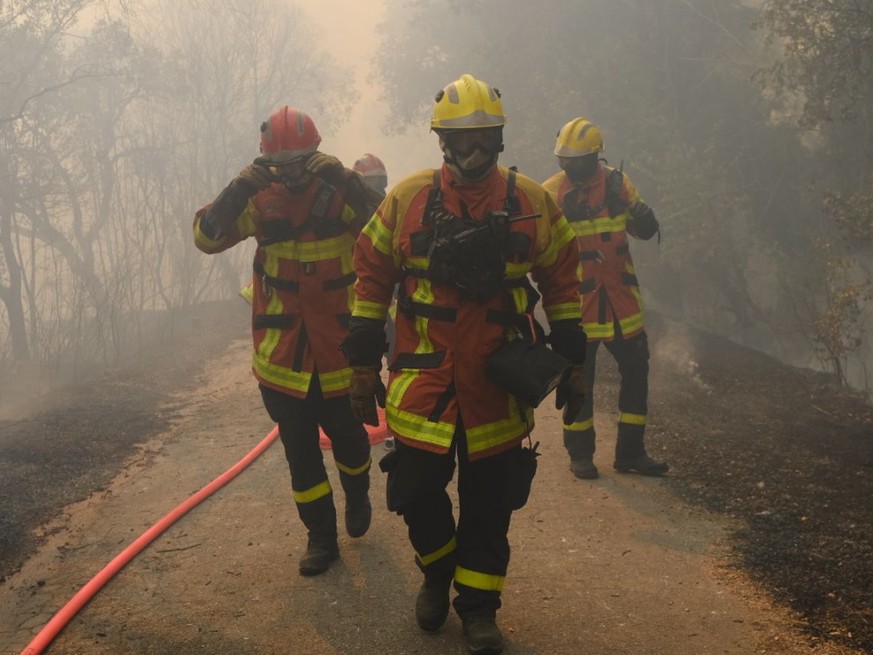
[{"left": 304, "top": 0, "right": 435, "bottom": 186}]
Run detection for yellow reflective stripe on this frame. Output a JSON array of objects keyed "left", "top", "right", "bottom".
[
  {"left": 417, "top": 536, "right": 457, "bottom": 567},
  {"left": 619, "top": 412, "right": 647, "bottom": 426},
  {"left": 465, "top": 412, "right": 530, "bottom": 457},
  {"left": 619, "top": 311, "right": 644, "bottom": 336},
  {"left": 362, "top": 215, "right": 394, "bottom": 255},
  {"left": 353, "top": 299, "right": 390, "bottom": 320},
  {"left": 387, "top": 403, "right": 456, "bottom": 448},
  {"left": 319, "top": 367, "right": 352, "bottom": 393},
  {"left": 505, "top": 262, "right": 532, "bottom": 278},
  {"left": 292, "top": 479, "right": 332, "bottom": 504},
  {"left": 252, "top": 355, "right": 311, "bottom": 393},
  {"left": 583, "top": 321, "right": 614, "bottom": 340},
  {"left": 336, "top": 456, "right": 371, "bottom": 476},
  {"left": 536, "top": 218, "right": 575, "bottom": 268},
  {"left": 510, "top": 285, "right": 527, "bottom": 313},
  {"left": 571, "top": 214, "right": 627, "bottom": 237},
  {"left": 565, "top": 418, "right": 594, "bottom": 431},
  {"left": 266, "top": 233, "right": 356, "bottom": 262},
  {"left": 454, "top": 566, "right": 504, "bottom": 592},
  {"left": 406, "top": 256, "right": 429, "bottom": 271},
  {"left": 256, "top": 255, "right": 286, "bottom": 362},
  {"left": 193, "top": 223, "right": 225, "bottom": 250},
  {"left": 545, "top": 302, "right": 582, "bottom": 323},
  {"left": 386, "top": 369, "right": 417, "bottom": 413}
]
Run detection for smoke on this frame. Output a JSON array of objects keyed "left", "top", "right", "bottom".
[{"left": 652, "top": 322, "right": 713, "bottom": 394}]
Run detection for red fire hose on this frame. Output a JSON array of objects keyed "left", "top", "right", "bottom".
[{"left": 19, "top": 426, "right": 280, "bottom": 655}]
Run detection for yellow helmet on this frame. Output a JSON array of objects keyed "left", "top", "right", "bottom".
[
  {"left": 554, "top": 117, "right": 604, "bottom": 157},
  {"left": 431, "top": 74, "right": 507, "bottom": 130}
]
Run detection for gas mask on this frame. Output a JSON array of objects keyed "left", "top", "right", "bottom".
[
  {"left": 560, "top": 153, "right": 600, "bottom": 185},
  {"left": 263, "top": 156, "right": 312, "bottom": 191},
  {"left": 438, "top": 127, "right": 504, "bottom": 182}
]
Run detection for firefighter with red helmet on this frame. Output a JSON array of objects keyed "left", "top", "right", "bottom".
[
  {"left": 542, "top": 117, "right": 668, "bottom": 480},
  {"left": 193, "top": 106, "right": 383, "bottom": 577},
  {"left": 341, "top": 75, "right": 586, "bottom": 654},
  {"left": 353, "top": 153, "right": 389, "bottom": 196}
]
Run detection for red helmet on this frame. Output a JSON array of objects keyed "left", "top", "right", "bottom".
[
  {"left": 352, "top": 153, "right": 387, "bottom": 178},
  {"left": 259, "top": 106, "right": 321, "bottom": 162}
]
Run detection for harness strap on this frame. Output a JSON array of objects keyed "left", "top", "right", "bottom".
[
  {"left": 253, "top": 262, "right": 355, "bottom": 293},
  {"left": 257, "top": 183, "right": 338, "bottom": 247}
]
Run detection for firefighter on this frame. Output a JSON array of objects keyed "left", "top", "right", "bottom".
[
  {"left": 341, "top": 75, "right": 586, "bottom": 654},
  {"left": 193, "top": 106, "right": 383, "bottom": 576},
  {"left": 542, "top": 117, "right": 668, "bottom": 480},
  {"left": 353, "top": 152, "right": 389, "bottom": 196}
]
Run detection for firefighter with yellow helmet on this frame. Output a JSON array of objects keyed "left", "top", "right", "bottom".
[
  {"left": 341, "top": 75, "right": 586, "bottom": 653},
  {"left": 543, "top": 117, "right": 667, "bottom": 480},
  {"left": 193, "top": 106, "right": 382, "bottom": 577}
]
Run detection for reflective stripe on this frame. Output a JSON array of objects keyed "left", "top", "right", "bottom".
[
  {"left": 387, "top": 402, "right": 456, "bottom": 449},
  {"left": 565, "top": 418, "right": 594, "bottom": 431},
  {"left": 267, "top": 233, "right": 356, "bottom": 261},
  {"left": 536, "top": 218, "right": 575, "bottom": 268},
  {"left": 417, "top": 536, "right": 457, "bottom": 567},
  {"left": 570, "top": 214, "right": 627, "bottom": 237},
  {"left": 362, "top": 214, "right": 394, "bottom": 255},
  {"left": 466, "top": 411, "right": 531, "bottom": 457},
  {"left": 319, "top": 367, "right": 352, "bottom": 393},
  {"left": 336, "top": 456, "right": 371, "bottom": 476},
  {"left": 454, "top": 566, "right": 504, "bottom": 592},
  {"left": 292, "top": 479, "right": 332, "bottom": 504},
  {"left": 619, "top": 412, "right": 647, "bottom": 426},
  {"left": 545, "top": 301, "right": 582, "bottom": 323},
  {"left": 353, "top": 300, "right": 390, "bottom": 320},
  {"left": 253, "top": 355, "right": 311, "bottom": 393}
]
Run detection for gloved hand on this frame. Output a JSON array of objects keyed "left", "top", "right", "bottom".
[
  {"left": 555, "top": 365, "right": 586, "bottom": 424},
  {"left": 306, "top": 152, "right": 352, "bottom": 187},
  {"left": 235, "top": 163, "right": 274, "bottom": 192},
  {"left": 349, "top": 365, "right": 386, "bottom": 427},
  {"left": 627, "top": 201, "right": 659, "bottom": 240}
]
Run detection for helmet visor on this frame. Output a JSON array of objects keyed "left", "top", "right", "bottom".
[{"left": 441, "top": 127, "right": 504, "bottom": 158}]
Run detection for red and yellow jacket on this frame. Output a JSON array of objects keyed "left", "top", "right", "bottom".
[
  {"left": 542, "top": 164, "right": 648, "bottom": 341},
  {"left": 194, "top": 178, "right": 362, "bottom": 399},
  {"left": 351, "top": 164, "right": 581, "bottom": 460}
]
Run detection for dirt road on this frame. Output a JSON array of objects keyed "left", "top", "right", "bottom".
[{"left": 1, "top": 335, "right": 858, "bottom": 655}]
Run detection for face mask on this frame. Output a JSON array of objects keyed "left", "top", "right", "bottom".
[
  {"left": 560, "top": 154, "right": 600, "bottom": 184},
  {"left": 440, "top": 131, "right": 501, "bottom": 182}
]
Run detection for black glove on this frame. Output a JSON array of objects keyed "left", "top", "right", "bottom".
[
  {"left": 236, "top": 163, "right": 275, "bottom": 192},
  {"left": 349, "top": 365, "right": 387, "bottom": 427},
  {"left": 555, "top": 365, "right": 586, "bottom": 424},
  {"left": 627, "top": 201, "right": 659, "bottom": 240},
  {"left": 548, "top": 321, "right": 587, "bottom": 365}
]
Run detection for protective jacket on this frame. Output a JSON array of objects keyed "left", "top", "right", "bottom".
[
  {"left": 542, "top": 164, "right": 655, "bottom": 341},
  {"left": 194, "top": 178, "right": 362, "bottom": 399},
  {"left": 351, "top": 164, "right": 582, "bottom": 460}
]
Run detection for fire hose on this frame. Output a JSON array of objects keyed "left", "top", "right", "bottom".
[{"left": 19, "top": 426, "right": 280, "bottom": 655}]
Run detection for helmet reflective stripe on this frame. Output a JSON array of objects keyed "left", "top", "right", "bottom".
[
  {"left": 554, "top": 117, "right": 604, "bottom": 157},
  {"left": 431, "top": 73, "right": 507, "bottom": 130},
  {"left": 260, "top": 106, "right": 322, "bottom": 162}
]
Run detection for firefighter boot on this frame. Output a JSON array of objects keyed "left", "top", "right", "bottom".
[
  {"left": 340, "top": 464, "right": 371, "bottom": 538},
  {"left": 614, "top": 427, "right": 669, "bottom": 476},
  {"left": 567, "top": 431, "right": 598, "bottom": 479},
  {"left": 462, "top": 614, "right": 504, "bottom": 654},
  {"left": 415, "top": 573, "right": 453, "bottom": 632},
  {"left": 297, "top": 495, "right": 339, "bottom": 576},
  {"left": 299, "top": 537, "right": 339, "bottom": 576}
]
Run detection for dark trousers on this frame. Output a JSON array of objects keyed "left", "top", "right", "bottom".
[
  {"left": 386, "top": 429, "right": 517, "bottom": 618},
  {"left": 563, "top": 330, "right": 650, "bottom": 460},
  {"left": 260, "top": 377, "right": 370, "bottom": 542}
]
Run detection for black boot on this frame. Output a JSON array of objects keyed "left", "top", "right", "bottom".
[
  {"left": 613, "top": 453, "right": 669, "bottom": 476},
  {"left": 345, "top": 495, "right": 371, "bottom": 538},
  {"left": 615, "top": 425, "right": 668, "bottom": 476},
  {"left": 299, "top": 537, "right": 339, "bottom": 576},
  {"left": 569, "top": 458, "right": 599, "bottom": 479},
  {"left": 462, "top": 614, "right": 504, "bottom": 654},
  {"left": 415, "top": 574, "right": 453, "bottom": 632}
]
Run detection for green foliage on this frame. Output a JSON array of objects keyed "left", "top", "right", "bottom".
[{"left": 754, "top": 0, "right": 873, "bottom": 126}]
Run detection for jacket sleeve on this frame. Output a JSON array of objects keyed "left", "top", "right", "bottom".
[
  {"left": 529, "top": 190, "right": 583, "bottom": 326},
  {"left": 193, "top": 186, "right": 259, "bottom": 254},
  {"left": 351, "top": 192, "right": 401, "bottom": 322}
]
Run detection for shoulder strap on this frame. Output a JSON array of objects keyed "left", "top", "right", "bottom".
[{"left": 504, "top": 167, "right": 520, "bottom": 215}]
